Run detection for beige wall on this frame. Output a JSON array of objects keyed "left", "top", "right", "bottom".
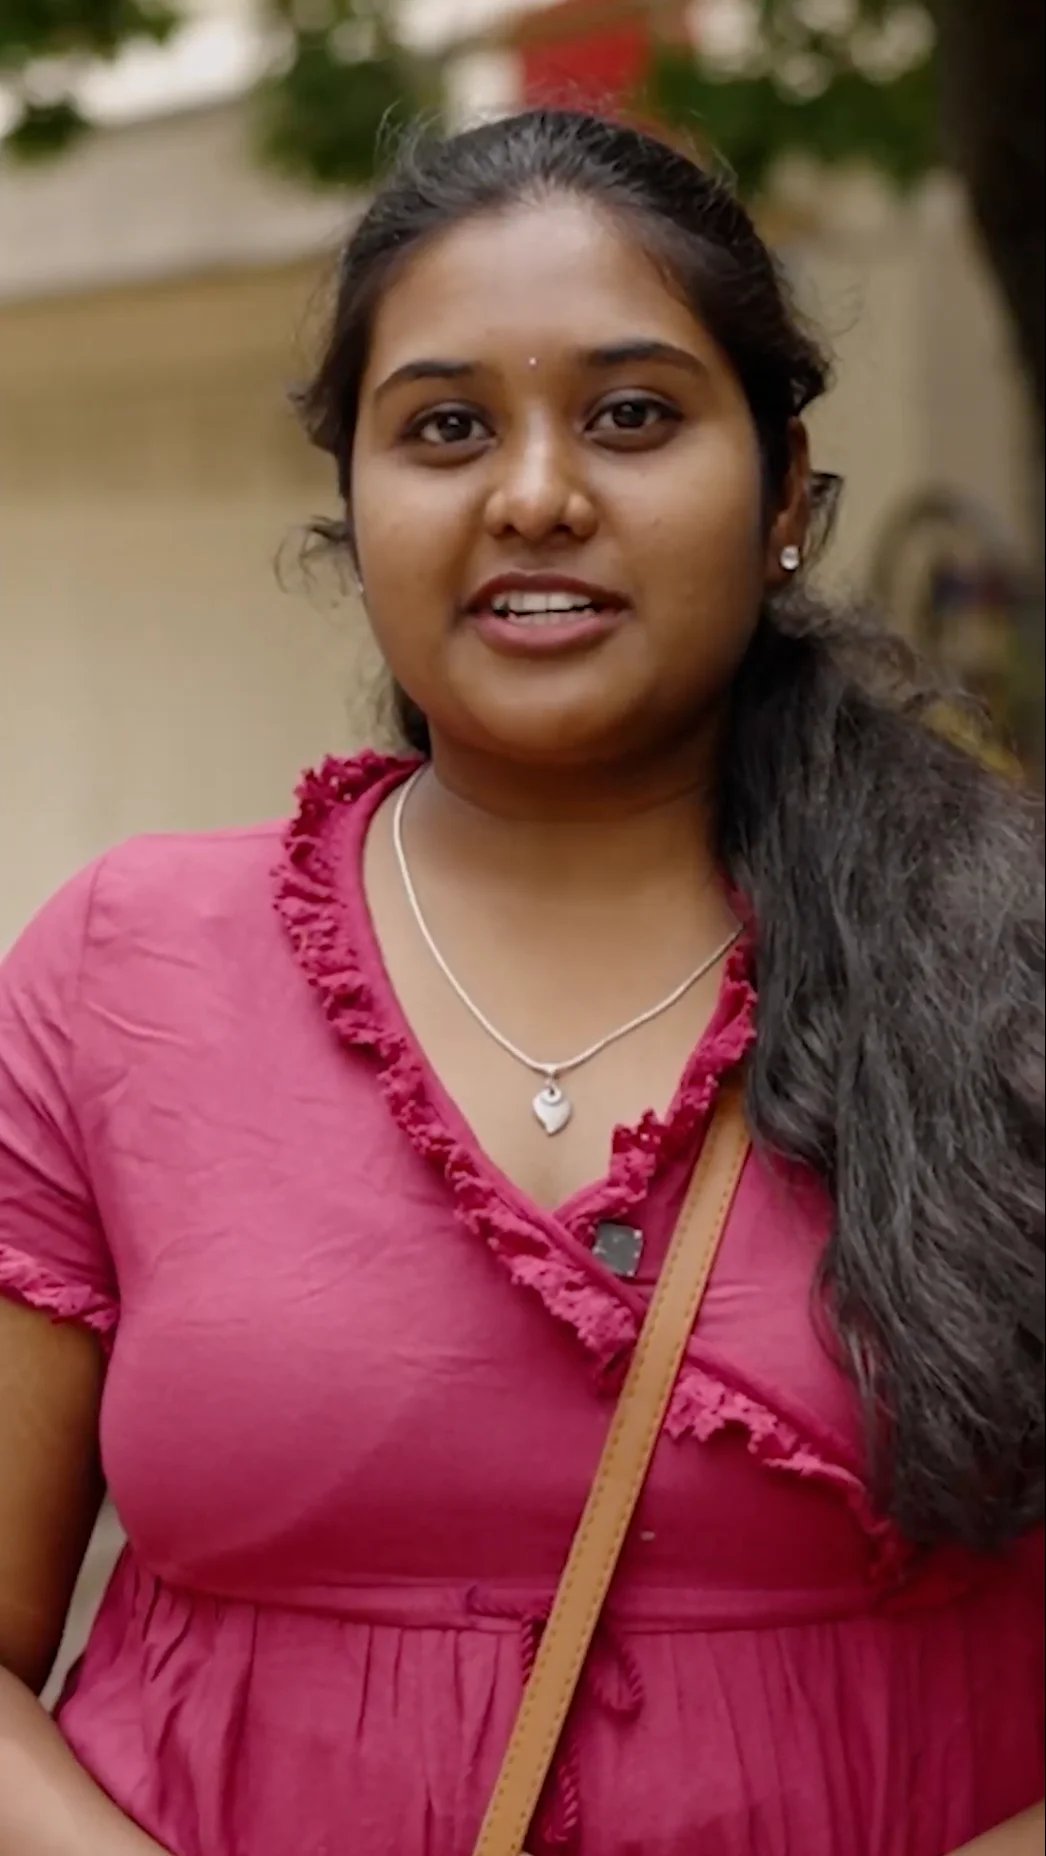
[
  {"left": 1, "top": 263, "right": 380, "bottom": 948},
  {"left": 782, "top": 173, "right": 1034, "bottom": 589}
]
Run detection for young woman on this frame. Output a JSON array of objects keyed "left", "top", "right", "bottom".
[{"left": 0, "top": 108, "right": 1042, "bottom": 1856}]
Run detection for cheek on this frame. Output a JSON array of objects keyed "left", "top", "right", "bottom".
[
  {"left": 666, "top": 424, "right": 764, "bottom": 540},
  {"left": 349, "top": 460, "right": 464, "bottom": 703},
  {"left": 352, "top": 463, "right": 428, "bottom": 591},
  {"left": 632, "top": 435, "right": 765, "bottom": 599},
  {"left": 351, "top": 454, "right": 482, "bottom": 669},
  {"left": 623, "top": 436, "right": 766, "bottom": 689}
]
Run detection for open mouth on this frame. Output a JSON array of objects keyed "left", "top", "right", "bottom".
[
  {"left": 485, "top": 590, "right": 614, "bottom": 626},
  {"left": 462, "top": 576, "right": 629, "bottom": 653},
  {"left": 465, "top": 588, "right": 628, "bottom": 657}
]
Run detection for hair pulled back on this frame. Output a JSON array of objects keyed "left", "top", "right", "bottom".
[{"left": 298, "top": 108, "right": 1044, "bottom": 1552}]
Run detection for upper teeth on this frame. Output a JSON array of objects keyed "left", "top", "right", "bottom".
[{"left": 490, "top": 591, "right": 596, "bottom": 615}]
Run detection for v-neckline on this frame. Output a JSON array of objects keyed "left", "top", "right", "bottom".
[
  {"left": 337, "top": 755, "right": 755, "bottom": 1291},
  {"left": 273, "top": 759, "right": 911, "bottom": 1590}
]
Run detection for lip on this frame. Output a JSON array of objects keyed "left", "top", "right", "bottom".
[
  {"left": 462, "top": 570, "right": 630, "bottom": 659},
  {"left": 464, "top": 571, "right": 629, "bottom": 614}
]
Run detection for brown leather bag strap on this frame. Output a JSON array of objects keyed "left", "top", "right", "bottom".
[{"left": 473, "top": 1080, "right": 750, "bottom": 1856}]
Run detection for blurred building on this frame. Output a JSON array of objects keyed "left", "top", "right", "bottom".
[{"left": 1, "top": 0, "right": 1038, "bottom": 951}]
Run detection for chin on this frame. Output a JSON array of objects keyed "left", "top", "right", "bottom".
[
  {"left": 439, "top": 636, "right": 659, "bottom": 762},
  {"left": 462, "top": 689, "right": 659, "bottom": 768}
]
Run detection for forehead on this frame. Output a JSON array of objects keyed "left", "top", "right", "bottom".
[{"left": 363, "top": 195, "right": 716, "bottom": 373}]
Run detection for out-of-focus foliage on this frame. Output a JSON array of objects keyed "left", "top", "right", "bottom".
[
  {"left": 0, "top": 0, "right": 431, "bottom": 172},
  {"left": 645, "top": 0, "right": 938, "bottom": 194},
  {"left": 253, "top": 0, "right": 436, "bottom": 188},
  {"left": 0, "top": 0, "right": 936, "bottom": 185},
  {"left": 0, "top": 0, "right": 176, "bottom": 156}
]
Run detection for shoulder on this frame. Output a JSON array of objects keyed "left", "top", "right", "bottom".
[
  {"left": 3, "top": 752, "right": 412, "bottom": 1014},
  {"left": 1, "top": 823, "right": 288, "bottom": 1055},
  {"left": 88, "top": 818, "right": 286, "bottom": 938},
  {"left": 14, "top": 820, "right": 284, "bottom": 957}
]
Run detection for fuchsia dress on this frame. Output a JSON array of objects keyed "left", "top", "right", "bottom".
[{"left": 0, "top": 752, "right": 1041, "bottom": 1856}]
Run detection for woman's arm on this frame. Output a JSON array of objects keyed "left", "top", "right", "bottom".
[
  {"left": 952, "top": 1803, "right": 1046, "bottom": 1853},
  {"left": 0, "top": 1300, "right": 171, "bottom": 1855},
  {"left": 0, "top": 1664, "right": 169, "bottom": 1856}
]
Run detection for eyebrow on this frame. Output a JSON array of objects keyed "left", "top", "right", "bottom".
[
  {"left": 582, "top": 339, "right": 708, "bottom": 379},
  {"left": 371, "top": 338, "right": 708, "bottom": 403},
  {"left": 373, "top": 358, "right": 475, "bottom": 401}
]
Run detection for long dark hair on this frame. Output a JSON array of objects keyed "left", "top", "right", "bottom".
[{"left": 297, "top": 109, "right": 1044, "bottom": 1551}]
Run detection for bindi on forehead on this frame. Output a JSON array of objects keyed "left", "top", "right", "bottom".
[
  {"left": 370, "top": 338, "right": 711, "bottom": 407},
  {"left": 361, "top": 201, "right": 732, "bottom": 405}
]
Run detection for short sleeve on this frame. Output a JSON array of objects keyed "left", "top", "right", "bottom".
[{"left": 0, "top": 863, "right": 117, "bottom": 1345}]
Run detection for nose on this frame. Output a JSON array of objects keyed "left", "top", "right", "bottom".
[{"left": 483, "top": 421, "right": 597, "bottom": 545}]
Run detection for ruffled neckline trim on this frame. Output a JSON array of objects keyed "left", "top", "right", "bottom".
[{"left": 274, "top": 752, "right": 915, "bottom": 1590}]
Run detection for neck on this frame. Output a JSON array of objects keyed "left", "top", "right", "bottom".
[{"left": 409, "top": 729, "right": 726, "bottom": 910}]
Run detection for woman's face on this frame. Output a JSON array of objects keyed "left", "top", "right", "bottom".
[{"left": 351, "top": 195, "right": 803, "bottom": 767}]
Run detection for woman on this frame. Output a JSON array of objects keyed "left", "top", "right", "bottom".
[{"left": 0, "top": 109, "right": 1041, "bottom": 1856}]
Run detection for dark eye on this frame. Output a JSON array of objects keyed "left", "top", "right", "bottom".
[
  {"left": 589, "top": 396, "right": 680, "bottom": 441},
  {"left": 407, "top": 407, "right": 489, "bottom": 447}
]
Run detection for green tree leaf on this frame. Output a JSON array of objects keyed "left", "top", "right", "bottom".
[{"left": 253, "top": 19, "right": 436, "bottom": 188}]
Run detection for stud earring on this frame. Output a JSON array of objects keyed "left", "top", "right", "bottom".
[{"left": 779, "top": 544, "right": 801, "bottom": 572}]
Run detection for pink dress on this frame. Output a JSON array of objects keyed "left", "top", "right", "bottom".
[{"left": 0, "top": 752, "right": 1041, "bottom": 1856}]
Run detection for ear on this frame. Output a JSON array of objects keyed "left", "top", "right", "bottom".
[{"left": 764, "top": 421, "right": 812, "bottom": 588}]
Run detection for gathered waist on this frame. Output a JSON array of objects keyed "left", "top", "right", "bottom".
[
  {"left": 134, "top": 1557, "right": 927, "bottom": 1631},
  {"left": 55, "top": 1537, "right": 1041, "bottom": 1856}
]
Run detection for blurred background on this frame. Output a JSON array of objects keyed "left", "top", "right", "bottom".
[{"left": 1, "top": 0, "right": 1043, "bottom": 1690}]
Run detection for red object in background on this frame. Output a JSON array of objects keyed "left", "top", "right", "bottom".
[
  {"left": 517, "top": 0, "right": 690, "bottom": 112},
  {"left": 521, "top": 2, "right": 648, "bottom": 108}
]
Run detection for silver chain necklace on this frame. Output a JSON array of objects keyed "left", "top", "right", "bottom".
[{"left": 392, "top": 767, "right": 742, "bottom": 1137}]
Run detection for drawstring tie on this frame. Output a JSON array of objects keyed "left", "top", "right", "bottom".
[{"left": 467, "top": 1588, "right": 644, "bottom": 1852}]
